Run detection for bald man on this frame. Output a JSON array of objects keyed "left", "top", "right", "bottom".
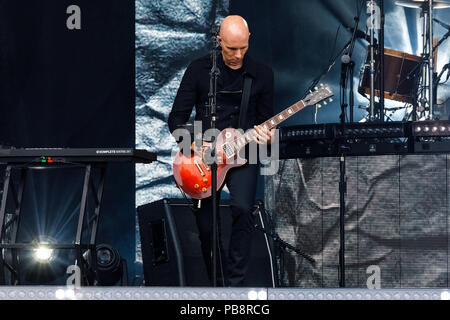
[{"left": 168, "top": 15, "right": 274, "bottom": 287}]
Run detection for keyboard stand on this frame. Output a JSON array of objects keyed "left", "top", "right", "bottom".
[{"left": 0, "top": 162, "right": 106, "bottom": 285}]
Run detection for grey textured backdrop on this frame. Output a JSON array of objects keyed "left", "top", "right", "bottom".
[{"left": 265, "top": 155, "right": 450, "bottom": 288}]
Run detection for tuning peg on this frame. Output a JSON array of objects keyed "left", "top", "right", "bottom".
[
  {"left": 329, "top": 98, "right": 333, "bottom": 102},
  {"left": 309, "top": 90, "right": 312, "bottom": 94},
  {"left": 316, "top": 104, "right": 321, "bottom": 108},
  {"left": 320, "top": 83, "right": 324, "bottom": 87},
  {"left": 323, "top": 101, "right": 328, "bottom": 105},
  {"left": 314, "top": 87, "right": 318, "bottom": 91}
]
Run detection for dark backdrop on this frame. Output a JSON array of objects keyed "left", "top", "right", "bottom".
[
  {"left": 0, "top": 0, "right": 135, "bottom": 283},
  {"left": 230, "top": 0, "right": 366, "bottom": 125},
  {"left": 230, "top": 0, "right": 450, "bottom": 124}
]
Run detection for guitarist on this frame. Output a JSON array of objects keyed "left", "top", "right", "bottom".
[{"left": 168, "top": 15, "right": 275, "bottom": 287}]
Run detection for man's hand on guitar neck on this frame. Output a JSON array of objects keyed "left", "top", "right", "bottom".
[{"left": 253, "top": 125, "right": 276, "bottom": 145}]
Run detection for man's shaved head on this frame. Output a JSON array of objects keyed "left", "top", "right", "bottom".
[
  {"left": 217, "top": 15, "right": 250, "bottom": 70},
  {"left": 219, "top": 15, "right": 250, "bottom": 41}
]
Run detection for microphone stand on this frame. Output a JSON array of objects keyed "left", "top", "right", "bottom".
[
  {"left": 428, "top": 0, "right": 434, "bottom": 119},
  {"left": 349, "top": 60, "right": 355, "bottom": 122},
  {"left": 252, "top": 202, "right": 315, "bottom": 287},
  {"left": 368, "top": 1, "right": 376, "bottom": 121},
  {"left": 378, "top": 0, "right": 385, "bottom": 122},
  {"left": 305, "top": 39, "right": 352, "bottom": 124},
  {"left": 338, "top": 2, "right": 363, "bottom": 288},
  {"left": 207, "top": 34, "right": 221, "bottom": 287}
]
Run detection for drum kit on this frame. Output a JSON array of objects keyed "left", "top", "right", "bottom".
[{"left": 357, "top": 0, "right": 450, "bottom": 121}]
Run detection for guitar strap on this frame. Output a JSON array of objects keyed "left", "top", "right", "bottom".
[{"left": 238, "top": 74, "right": 253, "bottom": 129}]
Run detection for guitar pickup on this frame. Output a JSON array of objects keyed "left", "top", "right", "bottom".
[{"left": 222, "top": 143, "right": 235, "bottom": 159}]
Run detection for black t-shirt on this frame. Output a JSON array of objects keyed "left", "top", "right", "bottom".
[
  {"left": 220, "top": 64, "right": 243, "bottom": 90},
  {"left": 168, "top": 54, "right": 274, "bottom": 135}
]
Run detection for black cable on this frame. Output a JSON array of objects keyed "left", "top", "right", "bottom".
[
  {"left": 328, "top": 24, "right": 341, "bottom": 66},
  {"left": 173, "top": 177, "right": 197, "bottom": 213}
]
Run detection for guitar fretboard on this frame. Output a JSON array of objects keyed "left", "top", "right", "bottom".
[
  {"left": 261, "top": 100, "right": 306, "bottom": 130},
  {"left": 226, "top": 100, "right": 307, "bottom": 154},
  {"left": 223, "top": 83, "right": 333, "bottom": 156}
]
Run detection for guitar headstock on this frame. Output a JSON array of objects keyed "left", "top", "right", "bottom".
[{"left": 303, "top": 83, "right": 334, "bottom": 108}]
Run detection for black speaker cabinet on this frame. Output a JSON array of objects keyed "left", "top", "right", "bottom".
[{"left": 137, "top": 198, "right": 275, "bottom": 287}]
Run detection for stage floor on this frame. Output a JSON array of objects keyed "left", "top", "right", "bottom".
[{"left": 0, "top": 287, "right": 448, "bottom": 300}]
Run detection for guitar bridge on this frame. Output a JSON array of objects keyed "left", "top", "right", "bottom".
[{"left": 193, "top": 159, "right": 205, "bottom": 176}]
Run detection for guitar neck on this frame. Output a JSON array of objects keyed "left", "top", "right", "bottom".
[
  {"left": 240, "top": 99, "right": 306, "bottom": 145},
  {"left": 261, "top": 100, "right": 306, "bottom": 130},
  {"left": 224, "top": 84, "right": 333, "bottom": 155}
]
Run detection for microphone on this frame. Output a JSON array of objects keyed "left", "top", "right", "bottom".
[
  {"left": 341, "top": 53, "right": 351, "bottom": 64},
  {"left": 341, "top": 51, "right": 350, "bottom": 86},
  {"left": 434, "top": 18, "right": 450, "bottom": 30}
]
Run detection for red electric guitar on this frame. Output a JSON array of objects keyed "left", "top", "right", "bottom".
[{"left": 173, "top": 84, "right": 334, "bottom": 199}]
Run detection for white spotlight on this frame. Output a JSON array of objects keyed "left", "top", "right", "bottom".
[{"left": 34, "top": 245, "right": 54, "bottom": 262}]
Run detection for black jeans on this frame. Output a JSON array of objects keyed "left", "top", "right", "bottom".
[{"left": 194, "top": 163, "right": 258, "bottom": 287}]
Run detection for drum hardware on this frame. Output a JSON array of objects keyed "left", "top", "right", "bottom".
[
  {"left": 357, "top": 1, "right": 450, "bottom": 121},
  {"left": 394, "top": 0, "right": 450, "bottom": 120}
]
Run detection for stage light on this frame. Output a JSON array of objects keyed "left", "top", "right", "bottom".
[
  {"left": 55, "top": 288, "right": 76, "bottom": 300},
  {"left": 412, "top": 121, "right": 450, "bottom": 137},
  {"left": 34, "top": 245, "right": 54, "bottom": 262},
  {"left": 19, "top": 235, "right": 70, "bottom": 285},
  {"left": 248, "top": 290, "right": 258, "bottom": 300},
  {"left": 83, "top": 244, "right": 127, "bottom": 286},
  {"left": 257, "top": 290, "right": 267, "bottom": 300},
  {"left": 247, "top": 289, "right": 268, "bottom": 300},
  {"left": 31, "top": 236, "right": 56, "bottom": 263},
  {"left": 96, "top": 244, "right": 125, "bottom": 285}
]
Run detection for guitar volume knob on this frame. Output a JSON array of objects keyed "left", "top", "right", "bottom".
[{"left": 194, "top": 184, "right": 199, "bottom": 189}]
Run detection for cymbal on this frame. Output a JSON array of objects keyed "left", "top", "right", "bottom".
[{"left": 395, "top": 0, "right": 450, "bottom": 9}]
